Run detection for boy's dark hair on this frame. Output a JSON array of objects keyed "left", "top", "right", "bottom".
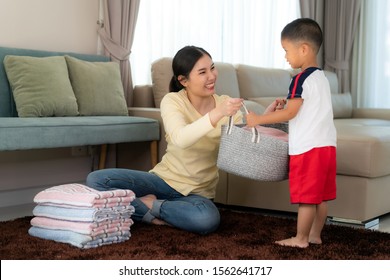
[
  {"left": 169, "top": 46, "right": 212, "bottom": 92},
  {"left": 281, "top": 18, "right": 323, "bottom": 53}
]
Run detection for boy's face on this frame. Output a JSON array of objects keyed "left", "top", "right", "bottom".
[{"left": 281, "top": 39, "right": 304, "bottom": 69}]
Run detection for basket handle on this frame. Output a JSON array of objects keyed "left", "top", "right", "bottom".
[{"left": 226, "top": 102, "right": 260, "bottom": 143}]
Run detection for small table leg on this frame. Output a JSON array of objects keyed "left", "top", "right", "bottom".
[
  {"left": 99, "top": 141, "right": 158, "bottom": 170},
  {"left": 98, "top": 144, "right": 108, "bottom": 170},
  {"left": 150, "top": 140, "right": 158, "bottom": 168}
]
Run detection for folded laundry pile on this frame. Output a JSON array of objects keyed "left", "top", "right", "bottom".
[{"left": 28, "top": 183, "right": 136, "bottom": 249}]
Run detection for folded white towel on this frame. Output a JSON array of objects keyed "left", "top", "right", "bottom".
[{"left": 33, "top": 204, "right": 135, "bottom": 222}]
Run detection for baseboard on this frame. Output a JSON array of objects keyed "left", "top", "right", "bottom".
[
  {"left": 0, "top": 203, "right": 35, "bottom": 221},
  {"left": 328, "top": 216, "right": 380, "bottom": 230},
  {"left": 0, "top": 180, "right": 85, "bottom": 221}
]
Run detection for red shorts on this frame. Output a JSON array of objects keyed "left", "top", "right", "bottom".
[{"left": 289, "top": 146, "right": 336, "bottom": 204}]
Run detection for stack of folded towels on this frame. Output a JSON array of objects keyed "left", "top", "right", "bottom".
[{"left": 28, "top": 183, "right": 136, "bottom": 249}]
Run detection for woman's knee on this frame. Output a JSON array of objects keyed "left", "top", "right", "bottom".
[
  {"left": 85, "top": 169, "right": 113, "bottom": 191},
  {"left": 193, "top": 211, "right": 220, "bottom": 235},
  {"left": 187, "top": 203, "right": 220, "bottom": 235},
  {"left": 86, "top": 170, "right": 102, "bottom": 186}
]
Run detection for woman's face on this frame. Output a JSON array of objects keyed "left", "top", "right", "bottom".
[{"left": 180, "top": 54, "right": 218, "bottom": 97}]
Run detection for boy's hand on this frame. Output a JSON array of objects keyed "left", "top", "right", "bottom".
[
  {"left": 264, "top": 98, "right": 286, "bottom": 114},
  {"left": 246, "top": 111, "right": 260, "bottom": 127},
  {"left": 275, "top": 99, "right": 286, "bottom": 110}
]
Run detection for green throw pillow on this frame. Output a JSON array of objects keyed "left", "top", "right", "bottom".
[
  {"left": 3, "top": 55, "right": 79, "bottom": 117},
  {"left": 65, "top": 55, "right": 128, "bottom": 116}
]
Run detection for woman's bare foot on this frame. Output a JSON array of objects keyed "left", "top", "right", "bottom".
[
  {"left": 139, "top": 194, "right": 157, "bottom": 209},
  {"left": 275, "top": 237, "right": 309, "bottom": 248},
  {"left": 139, "top": 194, "right": 168, "bottom": 226}
]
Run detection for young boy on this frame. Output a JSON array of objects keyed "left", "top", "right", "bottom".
[{"left": 246, "top": 18, "right": 337, "bottom": 248}]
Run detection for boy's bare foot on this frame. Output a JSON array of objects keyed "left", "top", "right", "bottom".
[
  {"left": 309, "top": 237, "right": 322, "bottom": 245},
  {"left": 275, "top": 237, "right": 309, "bottom": 248},
  {"left": 139, "top": 194, "right": 169, "bottom": 226}
]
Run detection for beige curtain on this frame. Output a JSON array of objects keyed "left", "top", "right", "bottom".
[
  {"left": 323, "top": 0, "right": 361, "bottom": 93},
  {"left": 299, "top": 0, "right": 325, "bottom": 67},
  {"left": 299, "top": 0, "right": 361, "bottom": 93},
  {"left": 98, "top": 0, "right": 140, "bottom": 106}
]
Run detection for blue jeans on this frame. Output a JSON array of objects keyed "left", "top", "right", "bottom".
[{"left": 86, "top": 168, "right": 220, "bottom": 235}]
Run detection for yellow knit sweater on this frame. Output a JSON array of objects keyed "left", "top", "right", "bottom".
[{"left": 150, "top": 90, "right": 242, "bottom": 198}]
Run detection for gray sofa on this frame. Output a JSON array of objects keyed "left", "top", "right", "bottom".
[
  {"left": 0, "top": 47, "right": 160, "bottom": 218},
  {"left": 129, "top": 57, "right": 390, "bottom": 226}
]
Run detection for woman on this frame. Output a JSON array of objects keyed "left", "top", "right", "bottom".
[{"left": 86, "top": 46, "right": 243, "bottom": 235}]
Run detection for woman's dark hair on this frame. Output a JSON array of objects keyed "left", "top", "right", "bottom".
[{"left": 169, "top": 46, "right": 212, "bottom": 92}]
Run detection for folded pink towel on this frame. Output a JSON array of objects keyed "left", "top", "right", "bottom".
[
  {"left": 31, "top": 216, "right": 133, "bottom": 236},
  {"left": 34, "top": 183, "right": 136, "bottom": 208}
]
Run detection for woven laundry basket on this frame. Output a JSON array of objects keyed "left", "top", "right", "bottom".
[{"left": 217, "top": 116, "right": 289, "bottom": 182}]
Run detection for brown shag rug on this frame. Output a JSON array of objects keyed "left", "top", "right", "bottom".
[{"left": 1, "top": 208, "right": 389, "bottom": 260}]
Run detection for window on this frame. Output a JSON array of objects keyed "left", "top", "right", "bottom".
[
  {"left": 130, "top": 0, "right": 300, "bottom": 85},
  {"left": 354, "top": 0, "right": 390, "bottom": 108}
]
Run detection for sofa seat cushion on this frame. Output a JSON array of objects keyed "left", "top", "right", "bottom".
[
  {"left": 0, "top": 116, "right": 159, "bottom": 150},
  {"left": 335, "top": 118, "right": 390, "bottom": 177}
]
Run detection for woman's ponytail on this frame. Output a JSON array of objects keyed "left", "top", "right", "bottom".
[{"left": 169, "top": 75, "right": 184, "bottom": 92}]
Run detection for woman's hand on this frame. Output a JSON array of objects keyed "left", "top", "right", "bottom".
[
  {"left": 220, "top": 97, "right": 243, "bottom": 117},
  {"left": 209, "top": 97, "right": 243, "bottom": 126}
]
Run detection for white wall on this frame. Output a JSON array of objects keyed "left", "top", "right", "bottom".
[{"left": 0, "top": 0, "right": 99, "bottom": 54}]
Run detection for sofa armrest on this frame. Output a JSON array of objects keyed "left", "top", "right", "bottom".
[
  {"left": 128, "top": 107, "right": 166, "bottom": 161},
  {"left": 352, "top": 108, "right": 390, "bottom": 120},
  {"left": 133, "top": 85, "right": 155, "bottom": 107}
]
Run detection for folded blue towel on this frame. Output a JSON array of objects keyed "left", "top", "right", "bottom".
[
  {"left": 33, "top": 204, "right": 135, "bottom": 222},
  {"left": 29, "top": 226, "right": 131, "bottom": 249}
]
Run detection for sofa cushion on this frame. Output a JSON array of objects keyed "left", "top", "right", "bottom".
[
  {"left": 331, "top": 92, "right": 353, "bottom": 118},
  {"left": 236, "top": 64, "right": 291, "bottom": 99},
  {"left": 65, "top": 55, "right": 128, "bottom": 116},
  {"left": 250, "top": 93, "right": 353, "bottom": 119},
  {"left": 0, "top": 116, "right": 159, "bottom": 150},
  {"left": 242, "top": 100, "right": 266, "bottom": 115},
  {"left": 214, "top": 62, "right": 240, "bottom": 98},
  {"left": 152, "top": 57, "right": 173, "bottom": 108},
  {"left": 151, "top": 58, "right": 241, "bottom": 108},
  {"left": 3, "top": 55, "right": 79, "bottom": 117},
  {"left": 248, "top": 97, "right": 286, "bottom": 109},
  {"left": 323, "top": 71, "right": 339, "bottom": 94},
  {"left": 335, "top": 118, "right": 390, "bottom": 177}
]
